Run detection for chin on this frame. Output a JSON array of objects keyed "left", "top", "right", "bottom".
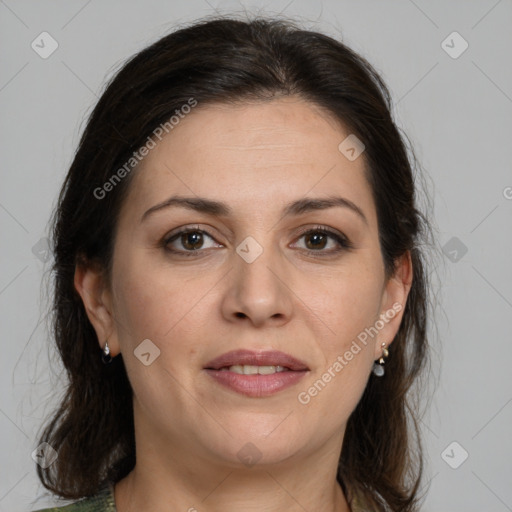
[{"left": 199, "top": 420, "right": 307, "bottom": 467}]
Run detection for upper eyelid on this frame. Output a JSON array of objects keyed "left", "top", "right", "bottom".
[{"left": 164, "top": 226, "right": 217, "bottom": 242}]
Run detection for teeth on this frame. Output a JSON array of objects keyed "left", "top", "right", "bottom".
[
  {"left": 222, "top": 365, "right": 289, "bottom": 375},
  {"left": 243, "top": 365, "right": 259, "bottom": 375}
]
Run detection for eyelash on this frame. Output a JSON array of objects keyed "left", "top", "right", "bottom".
[{"left": 162, "top": 224, "right": 353, "bottom": 258}]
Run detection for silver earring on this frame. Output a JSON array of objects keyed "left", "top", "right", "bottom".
[
  {"left": 372, "top": 342, "right": 389, "bottom": 377},
  {"left": 102, "top": 340, "right": 112, "bottom": 364}
]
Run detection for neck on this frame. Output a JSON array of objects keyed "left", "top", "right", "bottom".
[
  {"left": 114, "top": 423, "right": 351, "bottom": 512},
  {"left": 115, "top": 467, "right": 350, "bottom": 512}
]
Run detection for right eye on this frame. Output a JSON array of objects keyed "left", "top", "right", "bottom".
[{"left": 163, "top": 227, "right": 223, "bottom": 256}]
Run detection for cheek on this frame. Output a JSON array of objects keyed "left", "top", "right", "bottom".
[
  {"left": 299, "top": 262, "right": 383, "bottom": 406},
  {"left": 112, "top": 242, "right": 185, "bottom": 336},
  {"left": 298, "top": 286, "right": 378, "bottom": 425},
  {"left": 296, "top": 338, "right": 372, "bottom": 435},
  {"left": 112, "top": 274, "right": 166, "bottom": 343},
  {"left": 310, "top": 265, "right": 384, "bottom": 348},
  {"left": 111, "top": 264, "right": 208, "bottom": 404},
  {"left": 111, "top": 253, "right": 217, "bottom": 364}
]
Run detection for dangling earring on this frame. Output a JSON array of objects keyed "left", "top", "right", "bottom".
[
  {"left": 102, "top": 340, "right": 112, "bottom": 364},
  {"left": 372, "top": 342, "right": 389, "bottom": 377}
]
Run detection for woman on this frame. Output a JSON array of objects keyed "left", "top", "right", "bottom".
[{"left": 33, "top": 15, "right": 432, "bottom": 512}]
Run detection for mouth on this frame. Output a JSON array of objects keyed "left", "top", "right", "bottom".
[
  {"left": 204, "top": 349, "right": 310, "bottom": 372},
  {"left": 215, "top": 365, "right": 292, "bottom": 375},
  {"left": 203, "top": 349, "right": 309, "bottom": 398}
]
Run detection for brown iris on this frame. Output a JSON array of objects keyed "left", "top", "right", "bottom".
[
  {"left": 304, "top": 232, "right": 328, "bottom": 250},
  {"left": 181, "top": 231, "right": 204, "bottom": 250}
]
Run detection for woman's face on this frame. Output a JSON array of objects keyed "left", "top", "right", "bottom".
[{"left": 78, "top": 96, "right": 411, "bottom": 469}]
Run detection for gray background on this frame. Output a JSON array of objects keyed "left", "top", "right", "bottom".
[{"left": 1, "top": 1, "right": 511, "bottom": 511}]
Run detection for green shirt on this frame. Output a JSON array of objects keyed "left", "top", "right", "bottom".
[
  {"left": 33, "top": 481, "right": 371, "bottom": 511},
  {"left": 33, "top": 484, "right": 115, "bottom": 512}
]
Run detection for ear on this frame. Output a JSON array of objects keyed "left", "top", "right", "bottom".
[
  {"left": 74, "top": 259, "right": 121, "bottom": 356},
  {"left": 374, "top": 250, "right": 413, "bottom": 359}
]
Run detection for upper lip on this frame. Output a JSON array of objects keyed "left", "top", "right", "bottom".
[{"left": 204, "top": 349, "right": 310, "bottom": 371}]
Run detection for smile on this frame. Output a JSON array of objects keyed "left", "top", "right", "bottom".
[{"left": 219, "top": 365, "right": 290, "bottom": 374}]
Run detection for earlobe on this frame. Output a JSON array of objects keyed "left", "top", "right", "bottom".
[{"left": 73, "top": 261, "right": 120, "bottom": 356}]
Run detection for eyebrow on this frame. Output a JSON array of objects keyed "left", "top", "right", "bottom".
[{"left": 141, "top": 195, "right": 368, "bottom": 225}]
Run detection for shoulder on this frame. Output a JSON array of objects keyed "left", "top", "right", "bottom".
[{"left": 32, "top": 484, "right": 116, "bottom": 512}]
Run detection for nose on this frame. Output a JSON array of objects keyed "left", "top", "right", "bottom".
[{"left": 220, "top": 240, "right": 294, "bottom": 328}]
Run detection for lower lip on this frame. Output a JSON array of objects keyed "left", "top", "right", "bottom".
[{"left": 204, "top": 369, "right": 308, "bottom": 397}]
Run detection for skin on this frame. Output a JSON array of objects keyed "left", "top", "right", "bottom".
[{"left": 75, "top": 95, "right": 412, "bottom": 512}]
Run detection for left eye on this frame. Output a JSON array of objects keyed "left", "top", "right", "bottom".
[{"left": 293, "top": 228, "right": 351, "bottom": 253}]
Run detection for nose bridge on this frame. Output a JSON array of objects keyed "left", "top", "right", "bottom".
[
  {"left": 222, "top": 232, "right": 293, "bottom": 325},
  {"left": 237, "top": 235, "right": 280, "bottom": 289}
]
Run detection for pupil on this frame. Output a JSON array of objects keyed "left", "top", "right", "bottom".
[
  {"left": 183, "top": 232, "right": 203, "bottom": 250},
  {"left": 306, "top": 233, "right": 326, "bottom": 250}
]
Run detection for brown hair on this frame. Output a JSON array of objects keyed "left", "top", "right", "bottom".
[{"left": 38, "top": 15, "right": 433, "bottom": 511}]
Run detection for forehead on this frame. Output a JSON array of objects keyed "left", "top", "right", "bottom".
[{"left": 119, "top": 96, "right": 377, "bottom": 227}]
